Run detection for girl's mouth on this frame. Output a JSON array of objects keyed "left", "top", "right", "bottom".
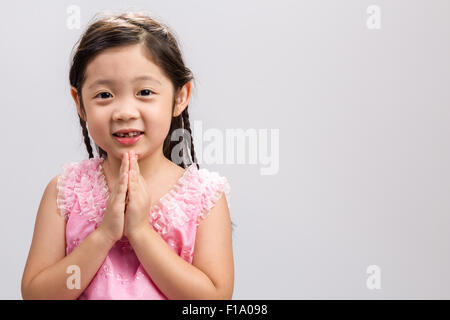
[{"left": 112, "top": 132, "right": 144, "bottom": 145}]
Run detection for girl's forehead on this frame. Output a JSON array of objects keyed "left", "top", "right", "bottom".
[{"left": 84, "top": 44, "right": 166, "bottom": 85}]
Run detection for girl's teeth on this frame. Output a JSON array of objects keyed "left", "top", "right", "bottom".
[{"left": 117, "top": 132, "right": 140, "bottom": 137}]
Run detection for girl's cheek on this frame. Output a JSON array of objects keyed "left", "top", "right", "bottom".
[
  {"left": 146, "top": 111, "right": 174, "bottom": 143},
  {"left": 147, "top": 119, "right": 170, "bottom": 141},
  {"left": 89, "top": 125, "right": 109, "bottom": 147}
]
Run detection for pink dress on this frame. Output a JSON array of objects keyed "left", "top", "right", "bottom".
[{"left": 56, "top": 157, "right": 231, "bottom": 300}]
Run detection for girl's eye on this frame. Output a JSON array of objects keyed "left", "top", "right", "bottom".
[
  {"left": 95, "top": 92, "right": 113, "bottom": 99},
  {"left": 137, "top": 89, "right": 154, "bottom": 97}
]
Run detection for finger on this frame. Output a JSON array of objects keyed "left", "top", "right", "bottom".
[
  {"left": 115, "top": 169, "right": 128, "bottom": 205},
  {"left": 130, "top": 151, "right": 137, "bottom": 182},
  {"left": 121, "top": 166, "right": 128, "bottom": 192},
  {"left": 127, "top": 151, "right": 131, "bottom": 173},
  {"left": 128, "top": 151, "right": 133, "bottom": 185},
  {"left": 135, "top": 153, "right": 140, "bottom": 176},
  {"left": 121, "top": 152, "right": 129, "bottom": 190},
  {"left": 130, "top": 151, "right": 135, "bottom": 174},
  {"left": 126, "top": 151, "right": 130, "bottom": 173},
  {"left": 118, "top": 152, "right": 124, "bottom": 176},
  {"left": 113, "top": 153, "right": 126, "bottom": 194},
  {"left": 129, "top": 153, "right": 139, "bottom": 196},
  {"left": 121, "top": 152, "right": 128, "bottom": 176},
  {"left": 137, "top": 175, "right": 147, "bottom": 199}
]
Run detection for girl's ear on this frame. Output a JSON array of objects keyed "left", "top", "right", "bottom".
[
  {"left": 173, "top": 81, "right": 192, "bottom": 117},
  {"left": 70, "top": 86, "right": 87, "bottom": 122}
]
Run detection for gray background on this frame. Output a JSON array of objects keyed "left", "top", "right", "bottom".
[{"left": 1, "top": 0, "right": 449, "bottom": 299}]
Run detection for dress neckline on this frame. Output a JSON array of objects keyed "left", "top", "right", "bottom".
[{"left": 96, "top": 157, "right": 198, "bottom": 212}]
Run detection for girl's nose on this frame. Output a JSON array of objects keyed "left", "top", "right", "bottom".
[{"left": 112, "top": 106, "right": 140, "bottom": 121}]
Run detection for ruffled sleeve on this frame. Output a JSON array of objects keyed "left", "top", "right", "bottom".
[
  {"left": 196, "top": 168, "right": 231, "bottom": 225},
  {"left": 56, "top": 162, "right": 78, "bottom": 221}
]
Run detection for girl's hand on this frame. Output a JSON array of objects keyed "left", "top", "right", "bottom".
[
  {"left": 98, "top": 152, "right": 129, "bottom": 243},
  {"left": 124, "top": 150, "right": 152, "bottom": 238}
]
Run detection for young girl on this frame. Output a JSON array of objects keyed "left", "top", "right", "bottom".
[{"left": 21, "top": 11, "right": 234, "bottom": 300}]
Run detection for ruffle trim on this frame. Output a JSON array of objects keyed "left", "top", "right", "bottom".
[
  {"left": 56, "top": 161, "right": 78, "bottom": 221},
  {"left": 97, "top": 158, "right": 202, "bottom": 236},
  {"left": 149, "top": 163, "right": 202, "bottom": 235},
  {"left": 196, "top": 169, "right": 231, "bottom": 226},
  {"left": 57, "top": 157, "right": 231, "bottom": 236},
  {"left": 56, "top": 157, "right": 109, "bottom": 223}
]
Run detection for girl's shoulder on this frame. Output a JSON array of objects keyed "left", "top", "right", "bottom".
[
  {"left": 196, "top": 165, "right": 231, "bottom": 199},
  {"left": 186, "top": 164, "right": 232, "bottom": 222},
  {"left": 58, "top": 157, "right": 103, "bottom": 176},
  {"left": 177, "top": 163, "right": 231, "bottom": 202},
  {"left": 56, "top": 157, "right": 104, "bottom": 196},
  {"left": 151, "top": 163, "right": 231, "bottom": 234},
  {"left": 153, "top": 162, "right": 231, "bottom": 230},
  {"left": 56, "top": 157, "right": 103, "bottom": 182}
]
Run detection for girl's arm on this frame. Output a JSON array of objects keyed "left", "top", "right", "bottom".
[
  {"left": 21, "top": 175, "right": 115, "bottom": 300},
  {"left": 128, "top": 194, "right": 234, "bottom": 300}
]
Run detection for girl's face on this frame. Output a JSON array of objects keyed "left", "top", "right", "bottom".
[{"left": 72, "top": 43, "right": 184, "bottom": 160}]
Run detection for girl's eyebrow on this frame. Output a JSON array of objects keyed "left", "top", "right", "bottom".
[{"left": 87, "top": 75, "right": 162, "bottom": 89}]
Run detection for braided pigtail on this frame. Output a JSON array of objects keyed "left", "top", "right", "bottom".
[
  {"left": 181, "top": 107, "right": 199, "bottom": 170},
  {"left": 79, "top": 116, "right": 94, "bottom": 159}
]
